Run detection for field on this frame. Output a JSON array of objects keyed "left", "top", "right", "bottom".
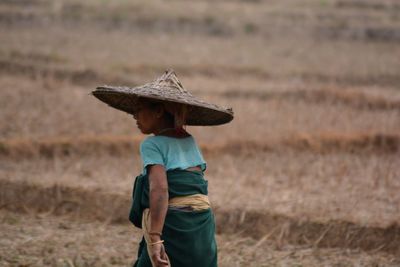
[{"left": 1, "top": 0, "right": 400, "bottom": 266}]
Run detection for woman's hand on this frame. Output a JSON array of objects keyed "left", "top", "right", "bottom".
[{"left": 150, "top": 243, "right": 169, "bottom": 267}]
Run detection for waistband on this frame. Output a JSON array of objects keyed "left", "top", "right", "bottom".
[{"left": 168, "top": 193, "right": 210, "bottom": 211}]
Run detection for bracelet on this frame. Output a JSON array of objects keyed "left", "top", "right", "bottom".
[
  {"left": 149, "top": 240, "right": 164, "bottom": 246},
  {"left": 149, "top": 231, "right": 162, "bottom": 236}
]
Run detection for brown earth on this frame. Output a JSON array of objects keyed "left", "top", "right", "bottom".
[
  {"left": 2, "top": 210, "right": 399, "bottom": 267},
  {"left": 1, "top": 180, "right": 400, "bottom": 256}
]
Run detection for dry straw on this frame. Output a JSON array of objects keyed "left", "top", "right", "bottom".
[{"left": 92, "top": 69, "right": 234, "bottom": 126}]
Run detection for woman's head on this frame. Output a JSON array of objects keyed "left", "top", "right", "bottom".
[{"left": 132, "top": 98, "right": 186, "bottom": 135}]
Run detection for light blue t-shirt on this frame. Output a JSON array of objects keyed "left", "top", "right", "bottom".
[{"left": 140, "top": 135, "right": 207, "bottom": 175}]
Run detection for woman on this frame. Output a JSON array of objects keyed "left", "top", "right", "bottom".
[{"left": 92, "top": 70, "right": 233, "bottom": 266}]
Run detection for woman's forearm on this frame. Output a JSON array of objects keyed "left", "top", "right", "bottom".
[
  {"left": 148, "top": 165, "right": 169, "bottom": 241},
  {"left": 149, "top": 186, "right": 169, "bottom": 237}
]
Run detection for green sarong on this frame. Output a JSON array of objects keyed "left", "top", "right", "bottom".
[{"left": 129, "top": 170, "right": 218, "bottom": 267}]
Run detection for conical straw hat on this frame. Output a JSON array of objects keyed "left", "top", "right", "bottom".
[{"left": 92, "top": 69, "right": 234, "bottom": 126}]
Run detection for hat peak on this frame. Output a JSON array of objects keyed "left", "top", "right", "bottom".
[{"left": 154, "top": 69, "right": 187, "bottom": 93}]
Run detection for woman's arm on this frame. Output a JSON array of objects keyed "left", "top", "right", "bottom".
[
  {"left": 148, "top": 164, "right": 169, "bottom": 236},
  {"left": 147, "top": 164, "right": 169, "bottom": 266}
]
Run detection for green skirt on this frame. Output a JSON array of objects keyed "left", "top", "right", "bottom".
[{"left": 130, "top": 170, "right": 218, "bottom": 267}]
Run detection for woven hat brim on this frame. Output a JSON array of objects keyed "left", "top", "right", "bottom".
[{"left": 92, "top": 86, "right": 234, "bottom": 126}]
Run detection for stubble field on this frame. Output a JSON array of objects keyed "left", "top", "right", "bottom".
[{"left": 1, "top": 0, "right": 400, "bottom": 266}]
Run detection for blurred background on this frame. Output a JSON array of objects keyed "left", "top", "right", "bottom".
[{"left": 0, "top": 0, "right": 399, "bottom": 266}]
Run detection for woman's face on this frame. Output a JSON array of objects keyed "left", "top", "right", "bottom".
[{"left": 132, "top": 103, "right": 163, "bottom": 134}]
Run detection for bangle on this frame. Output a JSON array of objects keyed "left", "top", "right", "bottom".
[
  {"left": 149, "top": 231, "right": 162, "bottom": 236},
  {"left": 149, "top": 240, "right": 164, "bottom": 246}
]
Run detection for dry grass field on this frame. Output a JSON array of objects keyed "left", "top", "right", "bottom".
[{"left": 1, "top": 0, "right": 400, "bottom": 266}]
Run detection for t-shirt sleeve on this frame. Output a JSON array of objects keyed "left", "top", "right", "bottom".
[{"left": 140, "top": 139, "right": 165, "bottom": 171}]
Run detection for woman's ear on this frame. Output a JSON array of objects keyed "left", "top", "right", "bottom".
[{"left": 155, "top": 105, "right": 165, "bottom": 119}]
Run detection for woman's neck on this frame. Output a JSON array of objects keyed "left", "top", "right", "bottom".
[
  {"left": 153, "top": 120, "right": 174, "bottom": 135},
  {"left": 152, "top": 115, "right": 189, "bottom": 138},
  {"left": 154, "top": 126, "right": 190, "bottom": 138}
]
